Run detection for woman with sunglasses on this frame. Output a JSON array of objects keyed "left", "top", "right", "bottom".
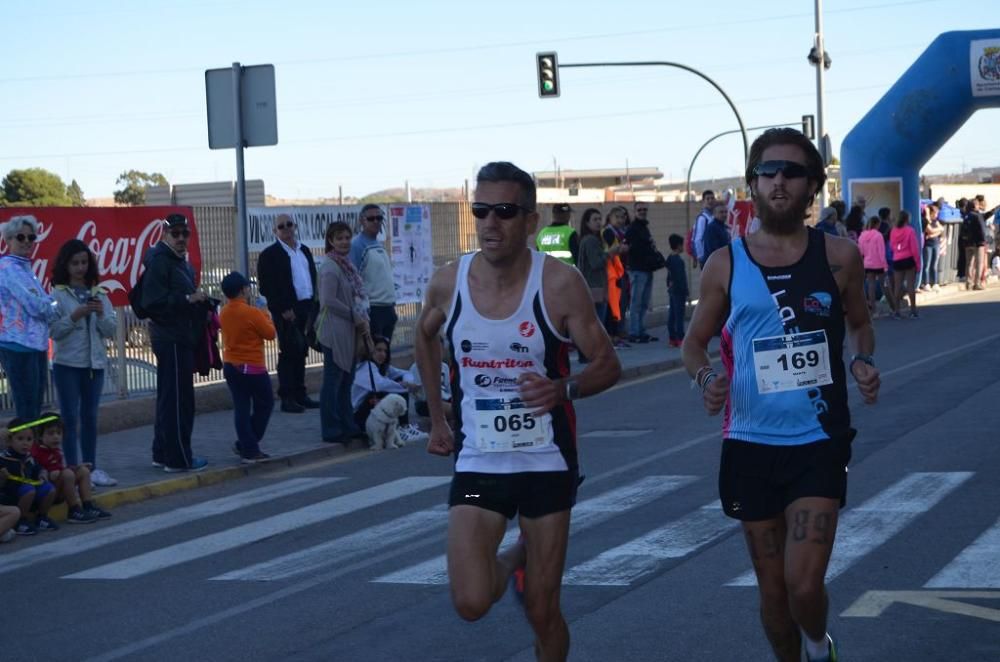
[{"left": 0, "top": 215, "right": 60, "bottom": 420}]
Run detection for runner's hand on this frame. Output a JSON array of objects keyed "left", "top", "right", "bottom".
[
  {"left": 851, "top": 361, "right": 880, "bottom": 404},
  {"left": 703, "top": 373, "right": 729, "bottom": 416},
  {"left": 517, "top": 372, "right": 560, "bottom": 416},
  {"left": 427, "top": 421, "right": 454, "bottom": 456}
]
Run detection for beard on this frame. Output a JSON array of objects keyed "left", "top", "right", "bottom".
[{"left": 755, "top": 190, "right": 813, "bottom": 236}]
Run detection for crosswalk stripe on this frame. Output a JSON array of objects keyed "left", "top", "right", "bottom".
[
  {"left": 63, "top": 477, "right": 450, "bottom": 580},
  {"left": 727, "top": 471, "right": 974, "bottom": 586},
  {"left": 925, "top": 515, "right": 1000, "bottom": 588},
  {"left": 0, "top": 477, "right": 343, "bottom": 577},
  {"left": 371, "top": 475, "right": 699, "bottom": 585},
  {"left": 211, "top": 505, "right": 449, "bottom": 582},
  {"left": 563, "top": 502, "right": 738, "bottom": 586}
]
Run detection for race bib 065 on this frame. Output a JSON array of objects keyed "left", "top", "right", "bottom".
[{"left": 472, "top": 397, "right": 552, "bottom": 452}]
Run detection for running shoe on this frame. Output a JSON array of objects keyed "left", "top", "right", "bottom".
[
  {"left": 14, "top": 519, "right": 36, "bottom": 536},
  {"left": 66, "top": 508, "right": 97, "bottom": 524},
  {"left": 151, "top": 460, "right": 165, "bottom": 468},
  {"left": 36, "top": 515, "right": 60, "bottom": 532},
  {"left": 241, "top": 452, "right": 273, "bottom": 464},
  {"left": 164, "top": 457, "right": 209, "bottom": 473},
  {"left": 90, "top": 469, "right": 118, "bottom": 487},
  {"left": 398, "top": 425, "right": 429, "bottom": 443},
  {"left": 806, "top": 633, "right": 838, "bottom": 662}
]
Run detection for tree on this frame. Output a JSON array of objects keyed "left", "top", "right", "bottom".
[
  {"left": 1, "top": 168, "right": 72, "bottom": 206},
  {"left": 67, "top": 179, "right": 86, "bottom": 206},
  {"left": 113, "top": 169, "right": 168, "bottom": 206}
]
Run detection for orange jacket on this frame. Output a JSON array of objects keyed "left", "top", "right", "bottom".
[{"left": 219, "top": 299, "right": 276, "bottom": 368}]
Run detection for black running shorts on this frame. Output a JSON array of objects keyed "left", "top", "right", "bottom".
[
  {"left": 448, "top": 470, "right": 579, "bottom": 520},
  {"left": 718, "top": 431, "right": 855, "bottom": 521}
]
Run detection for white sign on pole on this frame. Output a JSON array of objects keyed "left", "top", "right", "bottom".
[
  {"left": 389, "top": 204, "right": 433, "bottom": 304},
  {"left": 206, "top": 65, "right": 278, "bottom": 149}
]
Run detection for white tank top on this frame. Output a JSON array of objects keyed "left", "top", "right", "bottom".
[{"left": 445, "top": 250, "right": 576, "bottom": 474}]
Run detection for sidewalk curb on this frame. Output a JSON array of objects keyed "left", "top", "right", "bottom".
[{"left": 50, "top": 351, "right": 708, "bottom": 520}]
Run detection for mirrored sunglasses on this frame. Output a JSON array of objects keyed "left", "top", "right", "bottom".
[
  {"left": 470, "top": 202, "right": 530, "bottom": 220},
  {"left": 752, "top": 160, "right": 809, "bottom": 179}
]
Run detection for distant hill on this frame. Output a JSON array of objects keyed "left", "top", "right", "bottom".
[{"left": 359, "top": 187, "right": 466, "bottom": 203}]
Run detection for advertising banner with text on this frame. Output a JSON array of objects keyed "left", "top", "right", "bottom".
[
  {"left": 247, "top": 205, "right": 386, "bottom": 252},
  {"left": 0, "top": 206, "right": 200, "bottom": 306}
]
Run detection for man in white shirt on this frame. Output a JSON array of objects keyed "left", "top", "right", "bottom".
[
  {"left": 692, "top": 189, "right": 716, "bottom": 268},
  {"left": 256, "top": 214, "right": 319, "bottom": 413}
]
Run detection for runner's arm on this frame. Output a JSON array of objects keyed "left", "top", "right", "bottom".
[
  {"left": 835, "top": 240, "right": 880, "bottom": 403},
  {"left": 520, "top": 261, "right": 620, "bottom": 416},
  {"left": 415, "top": 264, "right": 457, "bottom": 455},
  {"left": 682, "top": 248, "right": 731, "bottom": 414}
]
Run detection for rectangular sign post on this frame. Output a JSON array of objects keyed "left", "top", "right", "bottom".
[{"left": 206, "top": 63, "right": 277, "bottom": 276}]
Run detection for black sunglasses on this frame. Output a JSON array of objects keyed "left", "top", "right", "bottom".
[
  {"left": 364, "top": 214, "right": 385, "bottom": 223},
  {"left": 470, "top": 202, "right": 531, "bottom": 220},
  {"left": 15, "top": 233, "right": 38, "bottom": 243},
  {"left": 752, "top": 160, "right": 809, "bottom": 179},
  {"left": 635, "top": 208, "right": 649, "bottom": 213},
  {"left": 169, "top": 229, "right": 191, "bottom": 239},
  {"left": 276, "top": 221, "right": 296, "bottom": 230}
]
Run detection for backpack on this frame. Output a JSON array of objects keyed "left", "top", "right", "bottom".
[
  {"left": 684, "top": 226, "right": 697, "bottom": 259},
  {"left": 128, "top": 270, "right": 150, "bottom": 320}
]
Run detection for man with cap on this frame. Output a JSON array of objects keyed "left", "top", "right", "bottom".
[
  {"left": 257, "top": 213, "right": 319, "bottom": 414},
  {"left": 140, "top": 213, "right": 210, "bottom": 473},
  {"left": 350, "top": 204, "right": 398, "bottom": 342},
  {"left": 535, "top": 203, "right": 579, "bottom": 266},
  {"left": 219, "top": 271, "right": 276, "bottom": 464}
]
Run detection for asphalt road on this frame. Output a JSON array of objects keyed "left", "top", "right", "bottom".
[{"left": 4, "top": 287, "right": 999, "bottom": 662}]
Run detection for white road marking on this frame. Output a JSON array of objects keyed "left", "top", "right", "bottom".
[
  {"left": 0, "top": 477, "right": 343, "bottom": 576},
  {"left": 371, "top": 475, "right": 698, "bottom": 585},
  {"left": 925, "top": 515, "right": 1000, "bottom": 588},
  {"left": 564, "top": 501, "right": 738, "bottom": 586},
  {"left": 727, "top": 472, "right": 973, "bottom": 586},
  {"left": 64, "top": 477, "right": 450, "bottom": 580},
  {"left": 211, "top": 505, "right": 449, "bottom": 581}
]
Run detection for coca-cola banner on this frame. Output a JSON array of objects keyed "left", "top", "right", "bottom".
[{"left": 0, "top": 206, "right": 201, "bottom": 307}]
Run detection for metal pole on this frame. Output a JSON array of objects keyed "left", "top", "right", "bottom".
[
  {"left": 560, "top": 61, "right": 749, "bottom": 164},
  {"left": 814, "top": 0, "right": 829, "bottom": 207},
  {"left": 232, "top": 62, "right": 249, "bottom": 276}
]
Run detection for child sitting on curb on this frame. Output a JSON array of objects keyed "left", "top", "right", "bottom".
[
  {"left": 0, "top": 417, "right": 58, "bottom": 535},
  {"left": 31, "top": 412, "right": 111, "bottom": 523}
]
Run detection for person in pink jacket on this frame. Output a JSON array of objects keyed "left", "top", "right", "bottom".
[
  {"left": 857, "top": 215, "right": 888, "bottom": 316},
  {"left": 889, "top": 210, "right": 921, "bottom": 319}
]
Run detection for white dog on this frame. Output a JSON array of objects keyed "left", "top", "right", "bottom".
[{"left": 365, "top": 394, "right": 408, "bottom": 450}]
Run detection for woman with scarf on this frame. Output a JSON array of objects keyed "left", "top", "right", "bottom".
[{"left": 315, "top": 221, "right": 372, "bottom": 445}]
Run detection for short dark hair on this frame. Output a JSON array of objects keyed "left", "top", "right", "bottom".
[
  {"left": 476, "top": 161, "right": 536, "bottom": 212},
  {"left": 878, "top": 207, "right": 891, "bottom": 221},
  {"left": 360, "top": 203, "right": 382, "bottom": 217},
  {"left": 744, "top": 128, "right": 826, "bottom": 196},
  {"left": 37, "top": 412, "right": 63, "bottom": 436},
  {"left": 701, "top": 190, "right": 715, "bottom": 201},
  {"left": 324, "top": 221, "right": 353, "bottom": 253},
  {"left": 975, "top": 194, "right": 985, "bottom": 202},
  {"left": 896, "top": 210, "right": 910, "bottom": 229},
  {"left": 51, "top": 239, "right": 99, "bottom": 287},
  {"left": 669, "top": 234, "right": 684, "bottom": 250}
]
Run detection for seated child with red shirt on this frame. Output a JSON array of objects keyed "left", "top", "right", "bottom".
[
  {"left": 1, "top": 417, "right": 58, "bottom": 535},
  {"left": 31, "top": 412, "right": 111, "bottom": 523}
]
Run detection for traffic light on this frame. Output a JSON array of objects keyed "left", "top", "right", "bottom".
[
  {"left": 802, "top": 114, "right": 815, "bottom": 140},
  {"left": 537, "top": 52, "right": 560, "bottom": 98}
]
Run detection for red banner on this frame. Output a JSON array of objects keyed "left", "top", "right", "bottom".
[{"left": 0, "top": 206, "right": 201, "bottom": 307}]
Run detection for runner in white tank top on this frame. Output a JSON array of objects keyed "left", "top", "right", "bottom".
[{"left": 415, "top": 162, "right": 620, "bottom": 662}]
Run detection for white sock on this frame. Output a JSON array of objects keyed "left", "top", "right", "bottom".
[{"left": 801, "top": 631, "right": 830, "bottom": 660}]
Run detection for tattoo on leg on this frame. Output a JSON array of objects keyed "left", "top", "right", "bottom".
[
  {"left": 792, "top": 509, "right": 810, "bottom": 542},
  {"left": 746, "top": 527, "right": 784, "bottom": 561},
  {"left": 812, "top": 512, "right": 832, "bottom": 545}
]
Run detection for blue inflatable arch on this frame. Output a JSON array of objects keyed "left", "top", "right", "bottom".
[{"left": 841, "top": 29, "right": 1000, "bottom": 226}]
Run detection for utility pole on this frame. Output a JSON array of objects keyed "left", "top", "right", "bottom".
[{"left": 812, "top": 0, "right": 830, "bottom": 206}]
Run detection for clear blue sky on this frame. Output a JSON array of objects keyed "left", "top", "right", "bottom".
[{"left": 2, "top": 0, "right": 996, "bottom": 201}]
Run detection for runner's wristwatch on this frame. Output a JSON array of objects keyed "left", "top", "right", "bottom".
[
  {"left": 850, "top": 353, "right": 875, "bottom": 368},
  {"left": 564, "top": 379, "right": 580, "bottom": 401}
]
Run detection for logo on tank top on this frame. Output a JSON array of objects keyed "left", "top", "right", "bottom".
[
  {"left": 473, "top": 373, "right": 519, "bottom": 390},
  {"left": 461, "top": 357, "right": 535, "bottom": 369},
  {"left": 518, "top": 321, "right": 536, "bottom": 338},
  {"left": 803, "top": 292, "right": 832, "bottom": 317},
  {"left": 509, "top": 342, "right": 529, "bottom": 353},
  {"left": 460, "top": 339, "right": 490, "bottom": 353}
]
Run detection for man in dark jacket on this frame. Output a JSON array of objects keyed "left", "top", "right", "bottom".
[
  {"left": 701, "top": 202, "right": 732, "bottom": 268},
  {"left": 140, "top": 213, "right": 209, "bottom": 473},
  {"left": 623, "top": 204, "right": 661, "bottom": 343},
  {"left": 256, "top": 213, "right": 319, "bottom": 413}
]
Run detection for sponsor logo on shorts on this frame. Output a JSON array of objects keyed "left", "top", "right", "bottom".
[
  {"left": 518, "top": 321, "right": 536, "bottom": 338},
  {"left": 461, "top": 357, "right": 534, "bottom": 369}
]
